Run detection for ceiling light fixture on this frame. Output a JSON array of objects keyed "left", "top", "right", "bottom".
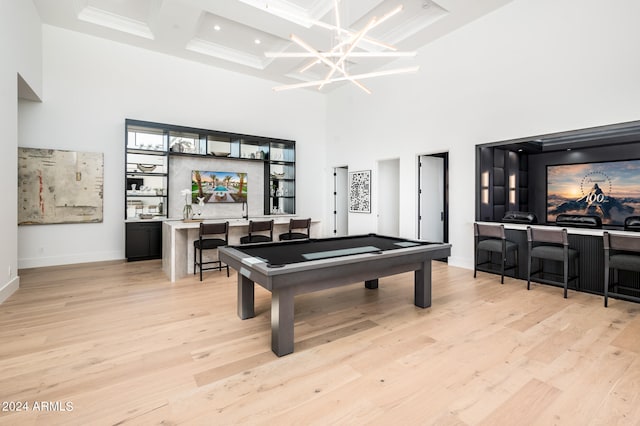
[
  {"left": 266, "top": 1, "right": 418, "bottom": 93},
  {"left": 214, "top": 25, "right": 221, "bottom": 31},
  {"left": 254, "top": 38, "right": 261, "bottom": 44}
]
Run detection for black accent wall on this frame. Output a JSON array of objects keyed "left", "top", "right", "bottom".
[
  {"left": 477, "top": 147, "right": 529, "bottom": 222},
  {"left": 477, "top": 140, "right": 640, "bottom": 227}
]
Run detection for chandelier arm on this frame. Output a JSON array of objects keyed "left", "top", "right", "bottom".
[
  {"left": 297, "top": 38, "right": 347, "bottom": 73},
  {"left": 319, "top": 16, "right": 377, "bottom": 90},
  {"left": 266, "top": 52, "right": 417, "bottom": 58},
  {"left": 349, "top": 78, "right": 372, "bottom": 94},
  {"left": 272, "top": 66, "right": 419, "bottom": 92},
  {"left": 311, "top": 21, "right": 398, "bottom": 51},
  {"left": 270, "top": 3, "right": 416, "bottom": 93},
  {"left": 290, "top": 34, "right": 349, "bottom": 77},
  {"left": 333, "top": 0, "right": 341, "bottom": 34},
  {"left": 311, "top": 4, "right": 403, "bottom": 51}
]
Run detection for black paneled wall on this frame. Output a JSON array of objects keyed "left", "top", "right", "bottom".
[
  {"left": 477, "top": 147, "right": 529, "bottom": 222},
  {"left": 493, "top": 149, "right": 506, "bottom": 220}
]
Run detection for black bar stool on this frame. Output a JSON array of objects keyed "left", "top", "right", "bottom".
[
  {"left": 279, "top": 218, "right": 311, "bottom": 241},
  {"left": 526, "top": 226, "right": 579, "bottom": 298},
  {"left": 194, "top": 222, "right": 229, "bottom": 281},
  {"left": 624, "top": 216, "right": 640, "bottom": 231},
  {"left": 603, "top": 231, "right": 640, "bottom": 307},
  {"left": 473, "top": 223, "right": 518, "bottom": 284},
  {"left": 240, "top": 220, "right": 274, "bottom": 244}
]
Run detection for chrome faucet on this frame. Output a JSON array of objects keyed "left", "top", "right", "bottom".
[{"left": 242, "top": 201, "right": 248, "bottom": 220}]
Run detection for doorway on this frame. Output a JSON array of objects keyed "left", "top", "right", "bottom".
[
  {"left": 333, "top": 166, "right": 348, "bottom": 236},
  {"left": 418, "top": 153, "right": 448, "bottom": 243}
]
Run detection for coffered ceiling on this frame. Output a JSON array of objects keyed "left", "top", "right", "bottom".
[{"left": 33, "top": 0, "right": 513, "bottom": 92}]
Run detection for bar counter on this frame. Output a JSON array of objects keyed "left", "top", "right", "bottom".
[
  {"left": 162, "top": 217, "right": 321, "bottom": 282},
  {"left": 477, "top": 222, "right": 640, "bottom": 296}
]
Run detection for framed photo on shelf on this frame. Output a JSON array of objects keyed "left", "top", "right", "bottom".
[{"left": 348, "top": 170, "right": 371, "bottom": 213}]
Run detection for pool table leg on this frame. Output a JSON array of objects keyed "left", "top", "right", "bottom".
[
  {"left": 414, "top": 260, "right": 432, "bottom": 308},
  {"left": 271, "top": 287, "right": 295, "bottom": 357},
  {"left": 365, "top": 279, "right": 379, "bottom": 289},
  {"left": 238, "top": 274, "right": 255, "bottom": 319}
]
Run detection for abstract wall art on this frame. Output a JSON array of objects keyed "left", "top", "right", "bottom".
[
  {"left": 349, "top": 170, "right": 371, "bottom": 213},
  {"left": 18, "top": 148, "right": 104, "bottom": 225}
]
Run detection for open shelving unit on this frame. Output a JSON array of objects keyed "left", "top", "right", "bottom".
[{"left": 124, "top": 119, "right": 296, "bottom": 260}]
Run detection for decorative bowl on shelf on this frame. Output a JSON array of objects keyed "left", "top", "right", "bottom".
[
  {"left": 137, "top": 163, "right": 157, "bottom": 172},
  {"left": 139, "top": 214, "right": 154, "bottom": 219},
  {"left": 271, "top": 172, "right": 285, "bottom": 179},
  {"left": 212, "top": 152, "right": 230, "bottom": 157}
]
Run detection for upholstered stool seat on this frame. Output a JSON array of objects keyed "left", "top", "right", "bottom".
[
  {"left": 474, "top": 223, "right": 518, "bottom": 284},
  {"left": 530, "top": 245, "right": 578, "bottom": 262},
  {"left": 624, "top": 216, "right": 640, "bottom": 232},
  {"left": 527, "top": 226, "right": 579, "bottom": 298},
  {"left": 477, "top": 238, "right": 518, "bottom": 254},
  {"left": 609, "top": 253, "right": 640, "bottom": 271},
  {"left": 603, "top": 231, "right": 640, "bottom": 307}
]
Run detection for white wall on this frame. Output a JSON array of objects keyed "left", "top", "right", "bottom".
[
  {"left": 377, "top": 158, "right": 400, "bottom": 236},
  {"left": 325, "top": 0, "right": 640, "bottom": 269},
  {"left": 0, "top": 0, "right": 42, "bottom": 302},
  {"left": 18, "top": 25, "right": 327, "bottom": 268}
]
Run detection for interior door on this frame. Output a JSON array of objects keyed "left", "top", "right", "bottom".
[
  {"left": 334, "top": 166, "right": 348, "bottom": 236},
  {"left": 419, "top": 154, "right": 446, "bottom": 242}
]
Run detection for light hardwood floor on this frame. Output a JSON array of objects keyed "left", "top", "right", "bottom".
[{"left": 1, "top": 260, "right": 640, "bottom": 425}]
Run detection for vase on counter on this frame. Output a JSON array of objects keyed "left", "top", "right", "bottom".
[{"left": 183, "top": 204, "right": 193, "bottom": 220}]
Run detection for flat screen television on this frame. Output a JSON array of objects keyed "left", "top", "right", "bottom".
[
  {"left": 191, "top": 170, "right": 247, "bottom": 203},
  {"left": 547, "top": 159, "right": 640, "bottom": 226}
]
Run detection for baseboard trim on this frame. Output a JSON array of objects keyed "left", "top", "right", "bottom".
[
  {"left": 0, "top": 275, "right": 20, "bottom": 304},
  {"left": 18, "top": 250, "right": 123, "bottom": 269}
]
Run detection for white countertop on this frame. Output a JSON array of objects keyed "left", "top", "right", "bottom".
[
  {"left": 125, "top": 214, "right": 296, "bottom": 224},
  {"left": 163, "top": 216, "right": 313, "bottom": 230},
  {"left": 478, "top": 221, "right": 635, "bottom": 237}
]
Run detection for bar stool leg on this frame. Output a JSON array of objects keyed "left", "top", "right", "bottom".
[
  {"left": 473, "top": 245, "right": 478, "bottom": 278},
  {"left": 527, "top": 253, "right": 532, "bottom": 291},
  {"left": 604, "top": 264, "right": 609, "bottom": 308},
  {"left": 575, "top": 256, "right": 580, "bottom": 290},
  {"left": 563, "top": 251, "right": 568, "bottom": 299}
]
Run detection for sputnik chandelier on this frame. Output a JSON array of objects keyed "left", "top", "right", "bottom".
[{"left": 265, "top": 1, "right": 419, "bottom": 94}]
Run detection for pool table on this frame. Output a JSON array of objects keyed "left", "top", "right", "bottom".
[{"left": 218, "top": 234, "right": 452, "bottom": 356}]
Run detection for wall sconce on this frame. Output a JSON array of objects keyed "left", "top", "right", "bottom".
[{"left": 481, "top": 171, "right": 489, "bottom": 205}]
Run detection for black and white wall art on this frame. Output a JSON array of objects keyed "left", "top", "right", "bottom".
[{"left": 349, "top": 170, "right": 371, "bottom": 213}]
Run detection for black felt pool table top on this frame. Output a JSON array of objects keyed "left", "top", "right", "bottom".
[{"left": 229, "top": 234, "right": 437, "bottom": 267}]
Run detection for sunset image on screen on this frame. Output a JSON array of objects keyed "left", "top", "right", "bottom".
[{"left": 547, "top": 160, "right": 640, "bottom": 226}]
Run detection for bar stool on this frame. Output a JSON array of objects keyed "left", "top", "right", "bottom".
[
  {"left": 526, "top": 226, "right": 579, "bottom": 298},
  {"left": 603, "top": 232, "right": 640, "bottom": 307},
  {"left": 624, "top": 216, "right": 640, "bottom": 232},
  {"left": 474, "top": 223, "right": 518, "bottom": 284},
  {"left": 279, "top": 218, "right": 311, "bottom": 241},
  {"left": 194, "top": 222, "right": 229, "bottom": 281},
  {"left": 240, "top": 220, "right": 274, "bottom": 244}
]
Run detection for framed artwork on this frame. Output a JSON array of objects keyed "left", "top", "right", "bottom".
[
  {"left": 18, "top": 148, "right": 104, "bottom": 225},
  {"left": 349, "top": 170, "right": 371, "bottom": 213}
]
